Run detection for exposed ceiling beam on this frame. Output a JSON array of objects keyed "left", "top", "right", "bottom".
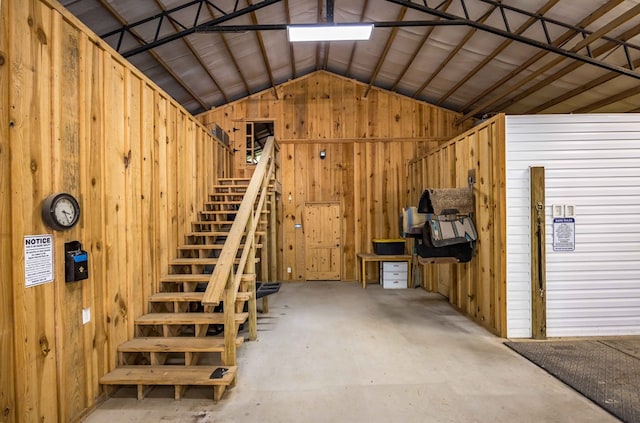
[
  {"left": 283, "top": 0, "right": 296, "bottom": 78},
  {"left": 435, "top": 0, "right": 561, "bottom": 106},
  {"left": 103, "top": 0, "right": 283, "bottom": 58},
  {"left": 412, "top": 2, "right": 496, "bottom": 98},
  {"left": 385, "top": 0, "right": 640, "bottom": 81},
  {"left": 204, "top": 3, "right": 252, "bottom": 95},
  {"left": 458, "top": 0, "right": 623, "bottom": 113},
  {"left": 459, "top": 3, "right": 640, "bottom": 121},
  {"left": 315, "top": 0, "right": 324, "bottom": 70},
  {"left": 247, "top": 0, "right": 279, "bottom": 99},
  {"left": 515, "top": 25, "right": 640, "bottom": 114},
  {"left": 96, "top": 0, "right": 209, "bottom": 111},
  {"left": 364, "top": 7, "right": 407, "bottom": 97},
  {"left": 527, "top": 55, "right": 640, "bottom": 114},
  {"left": 155, "top": 0, "right": 229, "bottom": 104},
  {"left": 345, "top": 0, "right": 370, "bottom": 77},
  {"left": 573, "top": 85, "right": 640, "bottom": 113},
  {"left": 390, "top": 0, "right": 452, "bottom": 91}
]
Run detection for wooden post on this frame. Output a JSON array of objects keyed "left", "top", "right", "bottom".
[
  {"left": 269, "top": 190, "right": 277, "bottom": 281},
  {"left": 223, "top": 279, "right": 237, "bottom": 366},
  {"left": 246, "top": 213, "right": 258, "bottom": 341},
  {"left": 530, "top": 166, "right": 546, "bottom": 339}
]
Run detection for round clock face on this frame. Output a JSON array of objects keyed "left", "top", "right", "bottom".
[{"left": 42, "top": 193, "right": 81, "bottom": 231}]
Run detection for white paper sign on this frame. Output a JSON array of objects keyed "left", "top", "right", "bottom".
[
  {"left": 553, "top": 218, "right": 575, "bottom": 252},
  {"left": 24, "top": 235, "right": 54, "bottom": 287}
]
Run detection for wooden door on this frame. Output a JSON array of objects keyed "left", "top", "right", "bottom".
[{"left": 304, "top": 202, "right": 341, "bottom": 280}]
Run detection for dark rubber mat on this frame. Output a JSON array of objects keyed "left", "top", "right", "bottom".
[{"left": 505, "top": 339, "right": 640, "bottom": 423}]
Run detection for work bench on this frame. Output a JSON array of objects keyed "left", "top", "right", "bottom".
[{"left": 356, "top": 253, "right": 412, "bottom": 289}]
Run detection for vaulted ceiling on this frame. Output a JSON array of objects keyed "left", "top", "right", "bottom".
[{"left": 61, "top": 0, "right": 640, "bottom": 124}]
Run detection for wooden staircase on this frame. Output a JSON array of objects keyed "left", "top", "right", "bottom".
[{"left": 100, "top": 176, "right": 274, "bottom": 401}]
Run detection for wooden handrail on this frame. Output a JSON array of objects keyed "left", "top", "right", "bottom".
[{"left": 201, "top": 136, "right": 277, "bottom": 306}]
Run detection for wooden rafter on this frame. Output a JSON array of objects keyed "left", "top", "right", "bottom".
[
  {"left": 247, "top": 0, "right": 279, "bottom": 99},
  {"left": 459, "top": 0, "right": 624, "bottom": 112},
  {"left": 515, "top": 25, "right": 640, "bottom": 114},
  {"left": 315, "top": 0, "right": 323, "bottom": 70},
  {"left": 204, "top": 3, "right": 252, "bottom": 95},
  {"left": 412, "top": 3, "right": 496, "bottom": 98},
  {"left": 345, "top": 0, "right": 370, "bottom": 77},
  {"left": 154, "top": 0, "right": 229, "bottom": 104},
  {"left": 573, "top": 84, "right": 640, "bottom": 113},
  {"left": 389, "top": 0, "right": 452, "bottom": 92},
  {"left": 458, "top": 0, "right": 631, "bottom": 121},
  {"left": 435, "top": 0, "right": 561, "bottom": 106},
  {"left": 364, "top": 7, "right": 407, "bottom": 98},
  {"left": 529, "top": 56, "right": 640, "bottom": 114},
  {"left": 97, "top": 0, "right": 209, "bottom": 110},
  {"left": 323, "top": 43, "right": 330, "bottom": 70},
  {"left": 388, "top": 0, "right": 640, "bottom": 81},
  {"left": 284, "top": 0, "right": 296, "bottom": 78}
]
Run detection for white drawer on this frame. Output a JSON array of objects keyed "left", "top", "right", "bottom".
[
  {"left": 382, "top": 262, "right": 408, "bottom": 273},
  {"left": 382, "top": 270, "right": 407, "bottom": 280},
  {"left": 382, "top": 276, "right": 406, "bottom": 289}
]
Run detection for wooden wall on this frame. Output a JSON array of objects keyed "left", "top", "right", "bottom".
[
  {"left": 407, "top": 114, "right": 507, "bottom": 336},
  {"left": 199, "top": 71, "right": 470, "bottom": 281},
  {"left": 0, "top": 0, "right": 232, "bottom": 421}
]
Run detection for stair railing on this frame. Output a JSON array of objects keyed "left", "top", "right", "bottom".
[{"left": 201, "top": 135, "right": 278, "bottom": 366}]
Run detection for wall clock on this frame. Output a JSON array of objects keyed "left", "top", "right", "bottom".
[{"left": 41, "top": 193, "right": 81, "bottom": 231}]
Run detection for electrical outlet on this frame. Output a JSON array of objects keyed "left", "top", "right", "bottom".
[
  {"left": 82, "top": 307, "right": 91, "bottom": 325},
  {"left": 287, "top": 267, "right": 292, "bottom": 273}
]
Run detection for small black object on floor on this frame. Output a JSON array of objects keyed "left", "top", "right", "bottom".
[
  {"left": 255, "top": 282, "right": 281, "bottom": 299},
  {"left": 505, "top": 339, "right": 640, "bottom": 423},
  {"left": 205, "top": 282, "right": 281, "bottom": 336}
]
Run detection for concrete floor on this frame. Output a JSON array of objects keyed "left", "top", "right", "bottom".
[{"left": 84, "top": 282, "right": 618, "bottom": 423}]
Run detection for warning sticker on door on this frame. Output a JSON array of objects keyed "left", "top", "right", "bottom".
[{"left": 553, "top": 218, "right": 575, "bottom": 252}]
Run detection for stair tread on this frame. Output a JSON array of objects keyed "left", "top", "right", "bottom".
[
  {"left": 160, "top": 274, "right": 211, "bottom": 282},
  {"left": 169, "top": 258, "right": 260, "bottom": 265},
  {"left": 100, "top": 365, "right": 237, "bottom": 386},
  {"left": 204, "top": 201, "right": 271, "bottom": 205},
  {"left": 118, "top": 336, "right": 244, "bottom": 352},
  {"left": 150, "top": 291, "right": 253, "bottom": 302},
  {"left": 150, "top": 292, "right": 205, "bottom": 301},
  {"left": 200, "top": 210, "right": 268, "bottom": 214},
  {"left": 186, "top": 231, "right": 266, "bottom": 236},
  {"left": 135, "top": 312, "right": 248, "bottom": 325},
  {"left": 192, "top": 220, "right": 267, "bottom": 225},
  {"left": 177, "top": 243, "right": 262, "bottom": 250},
  {"left": 160, "top": 274, "right": 255, "bottom": 283}
]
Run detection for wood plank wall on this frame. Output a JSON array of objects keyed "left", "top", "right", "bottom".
[
  {"left": 407, "top": 114, "right": 507, "bottom": 336},
  {"left": 198, "top": 71, "right": 470, "bottom": 281},
  {"left": 0, "top": 0, "right": 232, "bottom": 421},
  {"left": 0, "top": 0, "right": 14, "bottom": 421}
]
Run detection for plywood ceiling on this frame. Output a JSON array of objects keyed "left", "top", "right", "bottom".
[{"left": 60, "top": 0, "right": 640, "bottom": 123}]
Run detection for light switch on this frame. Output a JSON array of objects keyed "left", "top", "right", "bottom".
[
  {"left": 565, "top": 205, "right": 576, "bottom": 217},
  {"left": 82, "top": 307, "right": 91, "bottom": 325},
  {"left": 552, "top": 204, "right": 564, "bottom": 218}
]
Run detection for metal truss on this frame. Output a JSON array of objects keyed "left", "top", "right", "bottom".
[
  {"left": 103, "top": 0, "right": 640, "bottom": 83},
  {"left": 101, "top": 0, "right": 283, "bottom": 58},
  {"left": 385, "top": 0, "right": 640, "bottom": 80}
]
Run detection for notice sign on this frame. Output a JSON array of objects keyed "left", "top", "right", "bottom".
[
  {"left": 553, "top": 218, "right": 575, "bottom": 252},
  {"left": 24, "top": 235, "right": 54, "bottom": 287}
]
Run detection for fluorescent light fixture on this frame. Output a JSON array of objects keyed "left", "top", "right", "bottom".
[{"left": 287, "top": 24, "right": 373, "bottom": 42}]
